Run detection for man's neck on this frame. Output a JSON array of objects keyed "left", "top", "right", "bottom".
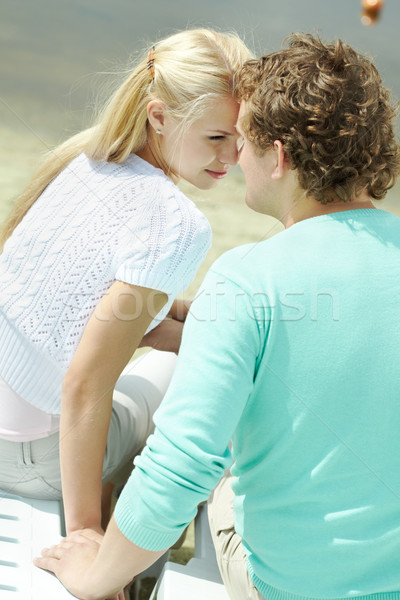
[{"left": 282, "top": 191, "right": 376, "bottom": 229}]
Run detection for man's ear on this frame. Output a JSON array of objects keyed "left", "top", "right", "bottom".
[
  {"left": 147, "top": 100, "right": 167, "bottom": 134},
  {"left": 270, "top": 140, "right": 287, "bottom": 180}
]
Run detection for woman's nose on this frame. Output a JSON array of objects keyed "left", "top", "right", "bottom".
[{"left": 219, "top": 138, "right": 239, "bottom": 166}]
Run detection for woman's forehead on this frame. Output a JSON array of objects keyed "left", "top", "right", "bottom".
[{"left": 196, "top": 97, "right": 240, "bottom": 132}]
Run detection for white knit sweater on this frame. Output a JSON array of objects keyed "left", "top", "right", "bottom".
[{"left": 0, "top": 153, "right": 211, "bottom": 414}]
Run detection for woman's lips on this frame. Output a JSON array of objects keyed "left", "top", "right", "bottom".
[{"left": 205, "top": 169, "right": 228, "bottom": 180}]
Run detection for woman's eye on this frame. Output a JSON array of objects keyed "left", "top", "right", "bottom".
[{"left": 208, "top": 135, "right": 226, "bottom": 141}]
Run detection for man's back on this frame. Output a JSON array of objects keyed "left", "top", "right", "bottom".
[{"left": 210, "top": 207, "right": 400, "bottom": 598}]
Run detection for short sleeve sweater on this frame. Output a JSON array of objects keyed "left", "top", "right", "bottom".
[{"left": 0, "top": 153, "right": 211, "bottom": 414}]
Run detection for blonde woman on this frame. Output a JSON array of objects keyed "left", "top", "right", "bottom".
[{"left": 0, "top": 29, "right": 252, "bottom": 538}]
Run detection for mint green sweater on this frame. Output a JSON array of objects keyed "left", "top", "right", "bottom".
[{"left": 115, "top": 209, "right": 400, "bottom": 600}]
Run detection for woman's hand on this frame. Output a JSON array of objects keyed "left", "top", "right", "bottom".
[
  {"left": 138, "top": 298, "right": 192, "bottom": 353},
  {"left": 168, "top": 299, "right": 192, "bottom": 322},
  {"left": 35, "top": 516, "right": 165, "bottom": 600},
  {"left": 34, "top": 529, "right": 126, "bottom": 600},
  {"left": 138, "top": 316, "right": 184, "bottom": 353}
]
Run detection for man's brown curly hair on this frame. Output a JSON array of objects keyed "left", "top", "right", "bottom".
[{"left": 236, "top": 33, "right": 400, "bottom": 204}]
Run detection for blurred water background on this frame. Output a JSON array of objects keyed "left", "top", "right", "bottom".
[{"left": 1, "top": 0, "right": 400, "bottom": 287}]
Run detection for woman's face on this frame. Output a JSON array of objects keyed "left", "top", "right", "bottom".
[{"left": 161, "top": 96, "right": 241, "bottom": 190}]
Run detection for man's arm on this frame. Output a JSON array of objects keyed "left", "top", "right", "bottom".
[
  {"left": 35, "top": 517, "right": 165, "bottom": 600},
  {"left": 36, "top": 267, "right": 262, "bottom": 597}
]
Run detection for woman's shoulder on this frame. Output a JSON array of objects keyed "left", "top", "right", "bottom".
[
  {"left": 124, "top": 155, "right": 210, "bottom": 221},
  {"left": 66, "top": 151, "right": 163, "bottom": 181},
  {"left": 57, "top": 152, "right": 168, "bottom": 205},
  {"left": 63, "top": 152, "right": 210, "bottom": 232}
]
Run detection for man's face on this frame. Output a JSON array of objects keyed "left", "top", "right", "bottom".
[{"left": 236, "top": 101, "right": 279, "bottom": 217}]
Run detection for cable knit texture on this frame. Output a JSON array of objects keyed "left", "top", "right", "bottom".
[{"left": 0, "top": 153, "right": 211, "bottom": 414}]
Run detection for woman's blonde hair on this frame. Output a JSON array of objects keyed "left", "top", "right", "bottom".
[{"left": 1, "top": 28, "right": 252, "bottom": 246}]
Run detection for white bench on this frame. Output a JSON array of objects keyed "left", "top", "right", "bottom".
[
  {"left": 0, "top": 491, "right": 228, "bottom": 600},
  {"left": 149, "top": 503, "right": 229, "bottom": 600},
  {"left": 0, "top": 490, "right": 75, "bottom": 599}
]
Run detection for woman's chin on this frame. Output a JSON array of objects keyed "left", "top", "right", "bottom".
[{"left": 192, "top": 176, "right": 220, "bottom": 191}]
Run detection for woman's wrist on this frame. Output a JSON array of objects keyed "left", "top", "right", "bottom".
[{"left": 65, "top": 514, "right": 103, "bottom": 536}]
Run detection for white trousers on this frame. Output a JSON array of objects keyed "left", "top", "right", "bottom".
[{"left": 0, "top": 350, "right": 177, "bottom": 499}]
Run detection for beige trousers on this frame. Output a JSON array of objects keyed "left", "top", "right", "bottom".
[{"left": 208, "top": 474, "right": 264, "bottom": 600}]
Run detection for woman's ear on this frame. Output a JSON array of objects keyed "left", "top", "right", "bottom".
[{"left": 147, "top": 100, "right": 167, "bottom": 134}]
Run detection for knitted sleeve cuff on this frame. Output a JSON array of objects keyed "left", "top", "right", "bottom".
[
  {"left": 115, "top": 264, "right": 178, "bottom": 298},
  {"left": 114, "top": 482, "right": 186, "bottom": 551}
]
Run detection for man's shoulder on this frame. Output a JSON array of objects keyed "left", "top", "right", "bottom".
[{"left": 211, "top": 229, "right": 292, "bottom": 277}]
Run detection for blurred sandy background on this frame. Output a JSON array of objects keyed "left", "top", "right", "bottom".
[
  {"left": 1, "top": 110, "right": 399, "bottom": 305},
  {"left": 2, "top": 1, "right": 400, "bottom": 293}
]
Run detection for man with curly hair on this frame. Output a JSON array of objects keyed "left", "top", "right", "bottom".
[{"left": 36, "top": 35, "right": 400, "bottom": 600}]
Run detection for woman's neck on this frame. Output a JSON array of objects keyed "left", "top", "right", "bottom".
[{"left": 136, "top": 145, "right": 161, "bottom": 170}]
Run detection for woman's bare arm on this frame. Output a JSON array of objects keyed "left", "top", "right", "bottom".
[{"left": 60, "top": 281, "right": 167, "bottom": 534}]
